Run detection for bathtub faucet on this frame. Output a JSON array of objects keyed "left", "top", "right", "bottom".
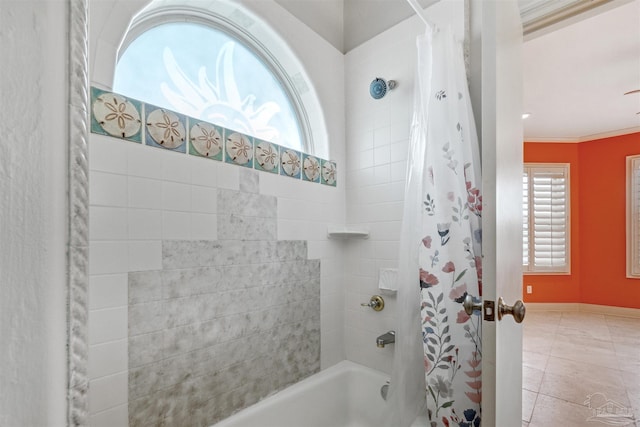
[{"left": 376, "top": 331, "right": 395, "bottom": 348}]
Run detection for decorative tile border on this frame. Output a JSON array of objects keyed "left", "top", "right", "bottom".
[
  {"left": 89, "top": 87, "right": 337, "bottom": 186},
  {"left": 144, "top": 105, "right": 187, "bottom": 153},
  {"left": 280, "top": 149, "right": 301, "bottom": 179},
  {"left": 321, "top": 159, "right": 337, "bottom": 186},
  {"left": 302, "top": 154, "right": 321, "bottom": 183}
]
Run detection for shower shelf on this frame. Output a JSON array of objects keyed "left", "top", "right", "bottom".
[{"left": 327, "top": 226, "right": 370, "bottom": 239}]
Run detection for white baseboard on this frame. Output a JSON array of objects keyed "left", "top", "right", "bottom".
[{"left": 526, "top": 302, "right": 640, "bottom": 318}]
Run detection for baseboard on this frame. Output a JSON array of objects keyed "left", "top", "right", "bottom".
[{"left": 526, "top": 302, "right": 640, "bottom": 318}]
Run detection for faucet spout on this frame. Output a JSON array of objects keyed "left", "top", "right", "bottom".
[{"left": 376, "top": 330, "right": 395, "bottom": 348}]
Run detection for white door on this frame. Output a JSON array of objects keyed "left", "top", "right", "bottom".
[{"left": 471, "top": 1, "right": 525, "bottom": 425}]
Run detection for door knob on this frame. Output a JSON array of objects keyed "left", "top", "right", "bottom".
[
  {"left": 463, "top": 294, "right": 482, "bottom": 315},
  {"left": 462, "top": 295, "right": 525, "bottom": 323},
  {"left": 498, "top": 297, "right": 526, "bottom": 323}
]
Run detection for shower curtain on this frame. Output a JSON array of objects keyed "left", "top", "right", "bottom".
[{"left": 386, "top": 24, "right": 482, "bottom": 427}]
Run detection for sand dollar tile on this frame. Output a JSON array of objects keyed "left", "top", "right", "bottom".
[
  {"left": 189, "top": 121, "right": 223, "bottom": 160},
  {"left": 225, "top": 132, "right": 254, "bottom": 167},
  {"left": 321, "top": 159, "right": 337, "bottom": 186},
  {"left": 91, "top": 87, "right": 142, "bottom": 142},
  {"left": 280, "top": 149, "right": 301, "bottom": 179},
  {"left": 254, "top": 140, "right": 279, "bottom": 173},
  {"left": 302, "top": 154, "right": 321, "bottom": 183},
  {"left": 145, "top": 106, "right": 186, "bottom": 151}
]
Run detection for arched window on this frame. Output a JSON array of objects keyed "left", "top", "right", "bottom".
[{"left": 113, "top": 19, "right": 307, "bottom": 152}]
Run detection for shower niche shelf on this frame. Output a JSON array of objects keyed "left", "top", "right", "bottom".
[{"left": 327, "top": 226, "right": 370, "bottom": 239}]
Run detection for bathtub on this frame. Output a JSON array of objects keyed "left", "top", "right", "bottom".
[{"left": 212, "top": 360, "right": 428, "bottom": 427}]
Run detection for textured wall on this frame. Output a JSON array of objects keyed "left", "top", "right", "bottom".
[{"left": 0, "top": 1, "right": 68, "bottom": 425}]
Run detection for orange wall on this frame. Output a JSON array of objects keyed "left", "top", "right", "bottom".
[
  {"left": 523, "top": 132, "right": 640, "bottom": 308},
  {"left": 523, "top": 143, "right": 581, "bottom": 303},
  {"left": 579, "top": 133, "right": 640, "bottom": 308}
]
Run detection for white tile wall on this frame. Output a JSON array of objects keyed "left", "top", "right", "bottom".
[
  {"left": 127, "top": 209, "right": 162, "bottom": 240},
  {"left": 342, "top": 1, "right": 464, "bottom": 374},
  {"left": 89, "top": 339, "right": 128, "bottom": 378},
  {"left": 89, "top": 306, "right": 127, "bottom": 345},
  {"left": 90, "top": 171, "right": 128, "bottom": 207},
  {"left": 88, "top": 119, "right": 346, "bottom": 420},
  {"left": 88, "top": 372, "right": 128, "bottom": 414},
  {"left": 87, "top": 0, "right": 471, "bottom": 418},
  {"left": 89, "top": 404, "right": 128, "bottom": 427},
  {"left": 89, "top": 274, "right": 128, "bottom": 310}
]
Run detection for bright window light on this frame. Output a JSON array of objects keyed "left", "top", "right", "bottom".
[{"left": 114, "top": 22, "right": 303, "bottom": 150}]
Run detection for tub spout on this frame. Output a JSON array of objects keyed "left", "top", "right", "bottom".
[{"left": 376, "top": 331, "right": 395, "bottom": 348}]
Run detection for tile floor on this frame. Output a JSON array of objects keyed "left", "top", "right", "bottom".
[{"left": 522, "top": 310, "right": 640, "bottom": 427}]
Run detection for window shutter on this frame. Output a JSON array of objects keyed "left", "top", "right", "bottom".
[
  {"left": 523, "top": 164, "right": 570, "bottom": 274},
  {"left": 531, "top": 169, "right": 568, "bottom": 270},
  {"left": 523, "top": 171, "right": 529, "bottom": 268},
  {"left": 627, "top": 156, "right": 640, "bottom": 277}
]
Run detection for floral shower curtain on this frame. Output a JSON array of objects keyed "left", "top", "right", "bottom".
[{"left": 386, "top": 24, "right": 482, "bottom": 427}]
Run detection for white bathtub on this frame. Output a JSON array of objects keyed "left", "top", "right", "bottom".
[{"left": 212, "top": 360, "right": 426, "bottom": 427}]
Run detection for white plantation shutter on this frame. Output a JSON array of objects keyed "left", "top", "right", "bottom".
[
  {"left": 627, "top": 156, "right": 640, "bottom": 277},
  {"left": 523, "top": 171, "right": 529, "bottom": 267},
  {"left": 523, "top": 164, "right": 570, "bottom": 273}
]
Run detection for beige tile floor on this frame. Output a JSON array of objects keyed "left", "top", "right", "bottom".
[{"left": 522, "top": 310, "right": 640, "bottom": 427}]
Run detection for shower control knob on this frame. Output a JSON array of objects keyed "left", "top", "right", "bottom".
[{"left": 361, "top": 295, "right": 385, "bottom": 311}]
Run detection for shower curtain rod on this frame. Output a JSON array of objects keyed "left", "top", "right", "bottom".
[{"left": 405, "top": 0, "right": 432, "bottom": 26}]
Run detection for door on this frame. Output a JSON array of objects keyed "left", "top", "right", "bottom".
[{"left": 470, "top": 1, "right": 525, "bottom": 425}]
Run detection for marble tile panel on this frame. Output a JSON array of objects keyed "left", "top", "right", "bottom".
[
  {"left": 217, "top": 214, "right": 277, "bottom": 241},
  {"left": 201, "top": 313, "right": 248, "bottom": 347},
  {"left": 128, "top": 270, "right": 162, "bottom": 304},
  {"left": 164, "top": 295, "right": 208, "bottom": 328},
  {"left": 217, "top": 188, "right": 277, "bottom": 218},
  {"left": 129, "top": 331, "right": 164, "bottom": 368},
  {"left": 216, "top": 264, "right": 253, "bottom": 290},
  {"left": 523, "top": 351, "right": 549, "bottom": 372},
  {"left": 129, "top": 300, "right": 166, "bottom": 336},
  {"left": 162, "top": 240, "right": 226, "bottom": 269},
  {"left": 161, "top": 266, "right": 222, "bottom": 298},
  {"left": 239, "top": 168, "right": 260, "bottom": 194},
  {"left": 276, "top": 240, "right": 308, "bottom": 261},
  {"left": 129, "top": 362, "right": 168, "bottom": 401},
  {"left": 128, "top": 392, "right": 166, "bottom": 427},
  {"left": 163, "top": 323, "right": 203, "bottom": 358}
]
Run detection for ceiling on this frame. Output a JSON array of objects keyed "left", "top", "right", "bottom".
[
  {"left": 522, "top": 0, "right": 640, "bottom": 141},
  {"left": 275, "top": 0, "right": 640, "bottom": 141}
]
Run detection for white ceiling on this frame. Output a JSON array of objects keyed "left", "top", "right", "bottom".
[
  {"left": 276, "top": 0, "right": 640, "bottom": 141},
  {"left": 523, "top": 0, "right": 640, "bottom": 140}
]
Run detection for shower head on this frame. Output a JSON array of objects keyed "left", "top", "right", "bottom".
[{"left": 369, "top": 78, "right": 397, "bottom": 100}]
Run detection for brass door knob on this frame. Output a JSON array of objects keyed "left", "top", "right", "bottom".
[
  {"left": 463, "top": 294, "right": 482, "bottom": 315},
  {"left": 498, "top": 297, "right": 526, "bottom": 323}
]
